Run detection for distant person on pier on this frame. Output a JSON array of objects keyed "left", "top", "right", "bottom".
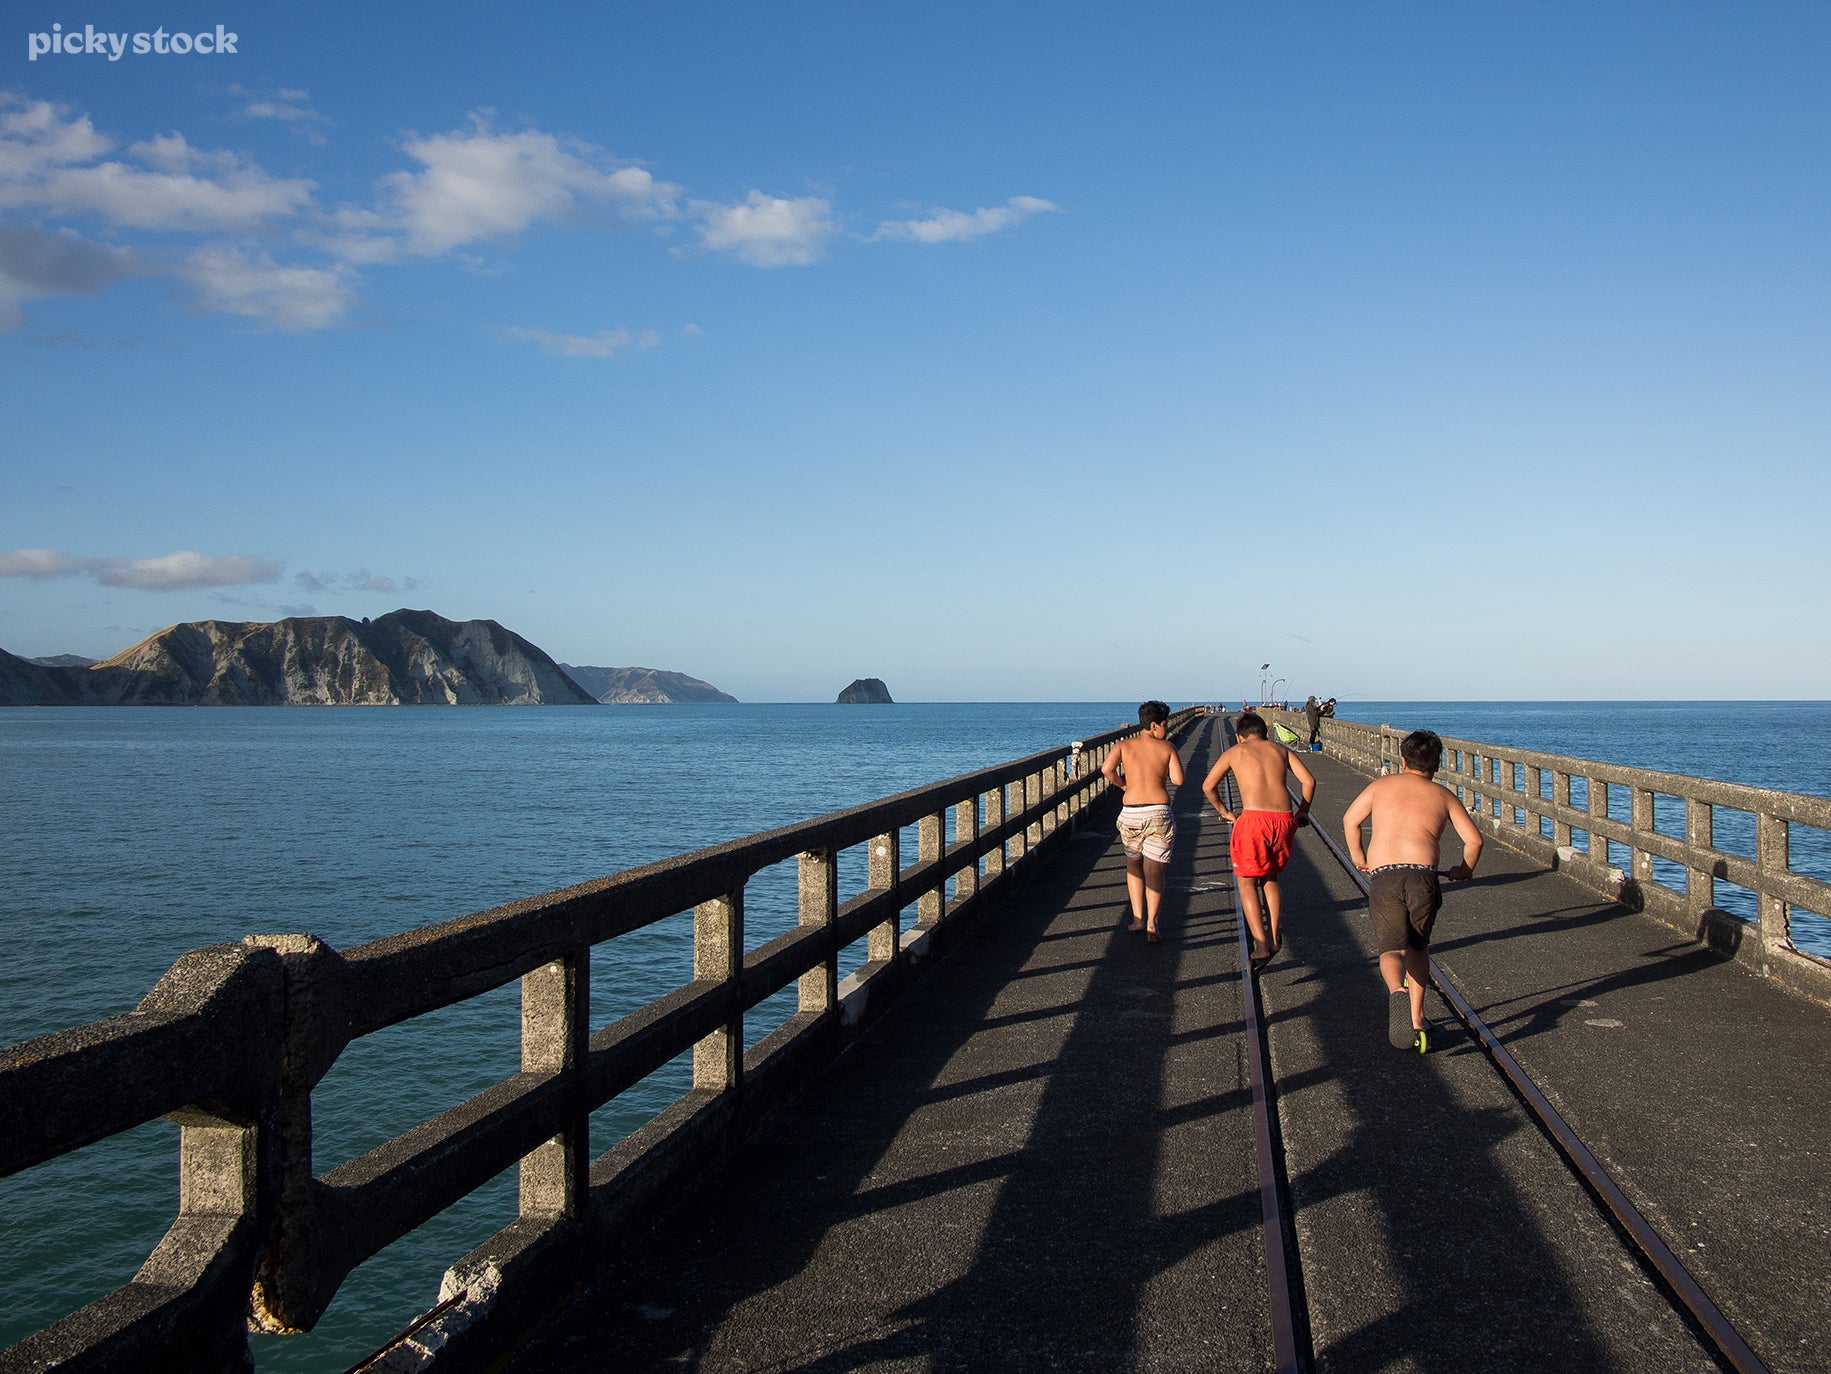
[
  {"left": 1341, "top": 729, "right": 1483, "bottom": 1053},
  {"left": 1202, "top": 712, "right": 1315, "bottom": 965},
  {"left": 1322, "top": 698, "right": 1336, "bottom": 719},
  {"left": 1102, "top": 700, "right": 1184, "bottom": 943},
  {"left": 1304, "top": 695, "right": 1323, "bottom": 747}
]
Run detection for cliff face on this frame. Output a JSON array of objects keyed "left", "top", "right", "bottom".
[
  {"left": 836, "top": 677, "right": 894, "bottom": 704},
  {"left": 0, "top": 610, "right": 598, "bottom": 706},
  {"left": 0, "top": 648, "right": 85, "bottom": 706},
  {"left": 559, "top": 664, "right": 738, "bottom": 704}
]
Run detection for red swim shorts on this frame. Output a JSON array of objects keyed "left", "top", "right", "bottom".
[{"left": 1230, "top": 809, "right": 1299, "bottom": 879}]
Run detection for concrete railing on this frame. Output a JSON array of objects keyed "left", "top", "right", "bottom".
[
  {"left": 1263, "top": 707, "right": 1831, "bottom": 1005},
  {"left": 0, "top": 708, "right": 1203, "bottom": 1373}
]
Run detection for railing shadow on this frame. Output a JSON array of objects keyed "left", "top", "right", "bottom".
[{"left": 508, "top": 718, "right": 1268, "bottom": 1370}]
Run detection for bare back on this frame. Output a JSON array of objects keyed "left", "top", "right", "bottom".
[
  {"left": 1106, "top": 731, "right": 1182, "bottom": 804},
  {"left": 1203, "top": 736, "right": 1315, "bottom": 815},
  {"left": 1342, "top": 770, "right": 1484, "bottom": 871}
]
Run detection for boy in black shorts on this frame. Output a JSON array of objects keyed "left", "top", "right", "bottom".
[{"left": 1341, "top": 730, "right": 1483, "bottom": 1051}]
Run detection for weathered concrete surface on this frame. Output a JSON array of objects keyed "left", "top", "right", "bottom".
[
  {"left": 1280, "top": 749, "right": 1830, "bottom": 1374},
  {"left": 508, "top": 716, "right": 1273, "bottom": 1371}
]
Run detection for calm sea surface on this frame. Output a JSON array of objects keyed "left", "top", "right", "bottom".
[{"left": 2, "top": 700, "right": 1827, "bottom": 1368}]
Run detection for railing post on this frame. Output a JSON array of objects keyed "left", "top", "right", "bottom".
[
  {"left": 1756, "top": 811, "right": 1790, "bottom": 954},
  {"left": 953, "top": 797, "right": 980, "bottom": 900},
  {"left": 1026, "top": 770, "right": 1044, "bottom": 848},
  {"left": 1006, "top": 781, "right": 1028, "bottom": 863},
  {"left": 1630, "top": 787, "right": 1655, "bottom": 890},
  {"left": 798, "top": 849, "right": 838, "bottom": 1013},
  {"left": 1686, "top": 797, "right": 1715, "bottom": 920},
  {"left": 1553, "top": 771, "right": 1572, "bottom": 848},
  {"left": 519, "top": 950, "right": 588, "bottom": 1218},
  {"left": 983, "top": 787, "right": 1005, "bottom": 881},
  {"left": 1043, "top": 759, "right": 1063, "bottom": 836},
  {"left": 868, "top": 831, "right": 900, "bottom": 963},
  {"left": 1587, "top": 775, "right": 1610, "bottom": 869},
  {"left": 1528, "top": 765, "right": 1545, "bottom": 839},
  {"left": 694, "top": 889, "right": 744, "bottom": 1091},
  {"left": 918, "top": 812, "right": 946, "bottom": 928}
]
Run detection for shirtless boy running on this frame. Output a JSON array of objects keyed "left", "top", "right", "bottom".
[
  {"left": 1202, "top": 712, "right": 1316, "bottom": 964},
  {"left": 1341, "top": 729, "right": 1484, "bottom": 1052},
  {"left": 1102, "top": 701, "right": 1184, "bottom": 942}
]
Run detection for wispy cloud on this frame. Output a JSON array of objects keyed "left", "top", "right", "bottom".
[
  {"left": 183, "top": 245, "right": 355, "bottom": 330},
  {"left": 696, "top": 191, "right": 834, "bottom": 266},
  {"left": 0, "top": 548, "right": 284, "bottom": 590},
  {"left": 505, "top": 325, "right": 659, "bottom": 358},
  {"left": 230, "top": 86, "right": 329, "bottom": 144},
  {"left": 874, "top": 195, "right": 1058, "bottom": 244},
  {"left": 294, "top": 569, "right": 423, "bottom": 594},
  {"left": 0, "top": 91, "right": 1044, "bottom": 334}
]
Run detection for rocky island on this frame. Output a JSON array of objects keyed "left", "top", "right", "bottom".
[{"left": 836, "top": 678, "right": 894, "bottom": 704}]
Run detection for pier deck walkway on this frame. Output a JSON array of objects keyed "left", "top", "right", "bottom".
[{"left": 505, "top": 719, "right": 1831, "bottom": 1373}]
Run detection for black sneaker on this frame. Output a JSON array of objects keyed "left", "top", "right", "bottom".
[{"left": 1388, "top": 991, "right": 1415, "bottom": 1049}]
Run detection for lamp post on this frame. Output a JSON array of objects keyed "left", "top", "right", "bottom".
[
  {"left": 1259, "top": 663, "right": 1270, "bottom": 705},
  {"left": 1270, "top": 677, "right": 1286, "bottom": 707}
]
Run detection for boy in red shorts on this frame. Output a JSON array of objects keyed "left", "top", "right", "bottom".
[{"left": 1202, "top": 712, "right": 1316, "bottom": 964}]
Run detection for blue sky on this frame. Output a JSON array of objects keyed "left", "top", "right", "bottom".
[{"left": 2, "top": 2, "right": 1826, "bottom": 702}]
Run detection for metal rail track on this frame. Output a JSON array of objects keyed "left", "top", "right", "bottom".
[
  {"left": 1212, "top": 715, "right": 1305, "bottom": 1374},
  {"left": 1292, "top": 762, "right": 1771, "bottom": 1374}
]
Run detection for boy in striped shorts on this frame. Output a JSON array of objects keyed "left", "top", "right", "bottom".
[{"left": 1102, "top": 701, "right": 1184, "bottom": 942}]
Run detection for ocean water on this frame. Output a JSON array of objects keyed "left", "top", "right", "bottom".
[
  {"left": 0, "top": 703, "right": 1138, "bottom": 1370},
  {"left": 2, "top": 700, "right": 1827, "bottom": 1368}
]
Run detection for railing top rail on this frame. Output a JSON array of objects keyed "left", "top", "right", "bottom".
[{"left": 353, "top": 719, "right": 1125, "bottom": 938}]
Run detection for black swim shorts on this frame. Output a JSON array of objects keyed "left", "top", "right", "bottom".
[{"left": 1368, "top": 864, "right": 1442, "bottom": 953}]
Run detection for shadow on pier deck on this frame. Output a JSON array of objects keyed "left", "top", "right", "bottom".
[{"left": 502, "top": 725, "right": 1831, "bottom": 1373}]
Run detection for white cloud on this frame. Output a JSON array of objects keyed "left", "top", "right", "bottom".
[
  {"left": 0, "top": 548, "right": 283, "bottom": 590},
  {"left": 874, "top": 195, "right": 1059, "bottom": 244},
  {"left": 184, "top": 246, "right": 355, "bottom": 330},
  {"left": 506, "top": 325, "right": 660, "bottom": 358},
  {"left": 697, "top": 191, "right": 834, "bottom": 267},
  {"left": 98, "top": 551, "right": 282, "bottom": 590},
  {"left": 0, "top": 102, "right": 314, "bottom": 232},
  {"left": 332, "top": 116, "right": 682, "bottom": 262},
  {"left": 0, "top": 95, "right": 111, "bottom": 181}
]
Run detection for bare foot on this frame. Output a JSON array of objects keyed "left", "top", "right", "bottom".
[
  {"left": 1127, "top": 918, "right": 1144, "bottom": 932},
  {"left": 1250, "top": 941, "right": 1274, "bottom": 964},
  {"left": 1147, "top": 927, "right": 1163, "bottom": 943}
]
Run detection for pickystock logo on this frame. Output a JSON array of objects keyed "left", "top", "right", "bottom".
[{"left": 27, "top": 23, "right": 239, "bottom": 61}]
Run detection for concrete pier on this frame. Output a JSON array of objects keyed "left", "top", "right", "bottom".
[{"left": 500, "top": 721, "right": 1831, "bottom": 1372}]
